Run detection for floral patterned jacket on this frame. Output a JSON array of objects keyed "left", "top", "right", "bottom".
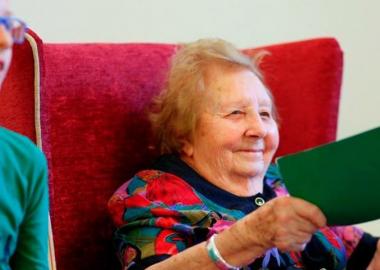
[{"left": 108, "top": 154, "right": 378, "bottom": 269}]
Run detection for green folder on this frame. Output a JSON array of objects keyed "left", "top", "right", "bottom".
[{"left": 276, "top": 126, "right": 380, "bottom": 225}]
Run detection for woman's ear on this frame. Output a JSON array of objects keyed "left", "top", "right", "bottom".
[{"left": 180, "top": 138, "right": 194, "bottom": 157}]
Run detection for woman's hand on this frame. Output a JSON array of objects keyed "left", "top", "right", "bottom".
[
  {"left": 147, "top": 196, "right": 327, "bottom": 269},
  {"left": 367, "top": 240, "right": 380, "bottom": 270},
  {"left": 245, "top": 196, "right": 326, "bottom": 252}
]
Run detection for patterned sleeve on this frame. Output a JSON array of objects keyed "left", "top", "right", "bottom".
[
  {"left": 331, "top": 226, "right": 378, "bottom": 269},
  {"left": 330, "top": 226, "right": 364, "bottom": 258},
  {"left": 108, "top": 170, "right": 215, "bottom": 269}
]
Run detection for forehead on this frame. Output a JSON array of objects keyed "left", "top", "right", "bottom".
[
  {"left": 0, "top": 0, "right": 11, "bottom": 16},
  {"left": 202, "top": 64, "right": 272, "bottom": 106}
]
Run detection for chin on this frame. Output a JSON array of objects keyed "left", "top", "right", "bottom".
[
  {"left": 248, "top": 170, "right": 265, "bottom": 178},
  {"left": 240, "top": 166, "right": 265, "bottom": 179},
  {"left": 0, "top": 67, "right": 11, "bottom": 89},
  {"left": 0, "top": 50, "right": 13, "bottom": 88},
  {"left": 249, "top": 163, "right": 268, "bottom": 177}
]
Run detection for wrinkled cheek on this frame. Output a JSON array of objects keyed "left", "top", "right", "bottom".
[
  {"left": 210, "top": 145, "right": 233, "bottom": 169},
  {"left": 269, "top": 126, "right": 280, "bottom": 152},
  {"left": 265, "top": 128, "right": 280, "bottom": 163},
  {"left": 0, "top": 50, "right": 12, "bottom": 87}
]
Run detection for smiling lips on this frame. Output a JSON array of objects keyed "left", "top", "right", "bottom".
[
  {"left": 238, "top": 148, "right": 264, "bottom": 158},
  {"left": 241, "top": 149, "right": 263, "bottom": 152},
  {"left": 238, "top": 145, "right": 264, "bottom": 153}
]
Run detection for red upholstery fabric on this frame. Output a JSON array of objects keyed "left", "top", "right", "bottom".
[
  {"left": 0, "top": 30, "right": 43, "bottom": 142},
  {"left": 41, "top": 43, "right": 175, "bottom": 269},
  {"left": 247, "top": 38, "right": 343, "bottom": 157},
  {"left": 0, "top": 32, "right": 343, "bottom": 270}
]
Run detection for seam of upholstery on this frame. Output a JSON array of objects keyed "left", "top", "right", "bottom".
[{"left": 25, "top": 33, "right": 57, "bottom": 270}]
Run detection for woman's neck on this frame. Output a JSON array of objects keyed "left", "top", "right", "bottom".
[{"left": 180, "top": 155, "right": 264, "bottom": 197}]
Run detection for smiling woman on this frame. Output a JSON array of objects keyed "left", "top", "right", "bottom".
[
  {"left": 0, "top": 0, "right": 49, "bottom": 269},
  {"left": 108, "top": 38, "right": 380, "bottom": 270},
  {"left": 180, "top": 64, "right": 279, "bottom": 196}
]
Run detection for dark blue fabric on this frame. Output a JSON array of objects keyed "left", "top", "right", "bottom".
[{"left": 153, "top": 154, "right": 277, "bottom": 215}]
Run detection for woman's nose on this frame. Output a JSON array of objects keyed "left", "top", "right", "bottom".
[
  {"left": 0, "top": 25, "right": 13, "bottom": 50},
  {"left": 245, "top": 113, "right": 267, "bottom": 138}
]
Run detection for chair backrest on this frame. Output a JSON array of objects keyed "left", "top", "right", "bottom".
[{"left": 0, "top": 30, "right": 343, "bottom": 270}]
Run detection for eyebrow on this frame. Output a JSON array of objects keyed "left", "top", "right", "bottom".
[
  {"left": 259, "top": 100, "right": 273, "bottom": 107},
  {"left": 218, "top": 100, "right": 273, "bottom": 112}
]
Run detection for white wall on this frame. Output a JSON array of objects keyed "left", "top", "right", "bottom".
[{"left": 13, "top": 0, "right": 380, "bottom": 234}]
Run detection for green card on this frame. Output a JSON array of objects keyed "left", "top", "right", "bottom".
[{"left": 276, "top": 126, "right": 380, "bottom": 225}]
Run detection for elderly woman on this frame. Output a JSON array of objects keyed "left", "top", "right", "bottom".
[{"left": 108, "top": 39, "right": 380, "bottom": 269}]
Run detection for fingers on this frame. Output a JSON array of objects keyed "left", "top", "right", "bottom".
[
  {"left": 285, "top": 210, "right": 319, "bottom": 234},
  {"left": 289, "top": 197, "right": 327, "bottom": 228},
  {"left": 273, "top": 221, "right": 313, "bottom": 252},
  {"left": 248, "top": 196, "right": 326, "bottom": 252},
  {"left": 271, "top": 196, "right": 326, "bottom": 230}
]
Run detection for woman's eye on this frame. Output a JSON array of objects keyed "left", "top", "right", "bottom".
[
  {"left": 229, "top": 110, "right": 244, "bottom": 116},
  {"left": 260, "top": 111, "right": 271, "bottom": 118},
  {"left": 224, "top": 110, "right": 245, "bottom": 119}
]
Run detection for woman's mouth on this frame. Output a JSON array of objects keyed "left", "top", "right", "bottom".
[{"left": 240, "top": 148, "right": 264, "bottom": 153}]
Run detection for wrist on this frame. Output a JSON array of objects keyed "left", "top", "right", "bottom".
[
  {"left": 206, "top": 234, "right": 241, "bottom": 270},
  {"left": 243, "top": 206, "right": 274, "bottom": 250},
  {"left": 211, "top": 218, "right": 268, "bottom": 267}
]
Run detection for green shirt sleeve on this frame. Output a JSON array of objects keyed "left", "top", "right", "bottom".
[
  {"left": 10, "top": 147, "right": 49, "bottom": 270},
  {"left": 0, "top": 128, "right": 49, "bottom": 270}
]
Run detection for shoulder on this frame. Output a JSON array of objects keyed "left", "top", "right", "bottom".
[
  {"left": 265, "top": 163, "right": 289, "bottom": 197},
  {"left": 108, "top": 169, "right": 203, "bottom": 226},
  {"left": 0, "top": 127, "right": 47, "bottom": 170},
  {"left": 0, "top": 127, "right": 47, "bottom": 195},
  {"left": 112, "top": 169, "right": 201, "bottom": 200}
]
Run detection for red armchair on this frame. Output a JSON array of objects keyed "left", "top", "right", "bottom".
[{"left": 0, "top": 30, "right": 342, "bottom": 270}]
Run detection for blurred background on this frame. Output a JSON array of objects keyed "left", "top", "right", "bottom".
[{"left": 13, "top": 0, "right": 380, "bottom": 234}]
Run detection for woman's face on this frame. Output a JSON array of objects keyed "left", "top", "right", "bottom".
[
  {"left": 0, "top": 0, "right": 13, "bottom": 87},
  {"left": 181, "top": 65, "right": 279, "bottom": 190}
]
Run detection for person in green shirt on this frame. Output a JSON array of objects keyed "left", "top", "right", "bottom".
[{"left": 0, "top": 0, "right": 49, "bottom": 269}]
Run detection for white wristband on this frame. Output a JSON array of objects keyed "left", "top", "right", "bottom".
[{"left": 206, "top": 234, "right": 240, "bottom": 270}]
